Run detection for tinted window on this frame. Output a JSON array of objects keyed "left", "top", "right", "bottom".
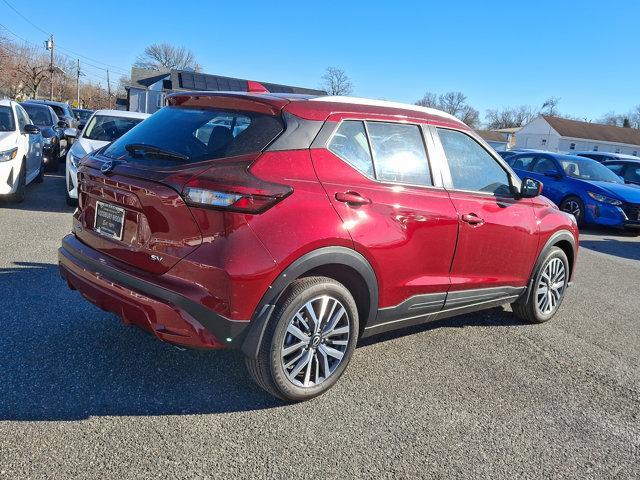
[
  {"left": 102, "top": 107, "right": 283, "bottom": 166},
  {"left": 560, "top": 157, "right": 623, "bottom": 183},
  {"left": 0, "top": 106, "right": 15, "bottom": 132},
  {"left": 22, "top": 104, "right": 52, "bottom": 127},
  {"left": 532, "top": 157, "right": 558, "bottom": 174},
  {"left": 367, "top": 122, "right": 431, "bottom": 186},
  {"left": 509, "top": 155, "right": 536, "bottom": 171},
  {"left": 83, "top": 115, "right": 145, "bottom": 142},
  {"left": 438, "top": 128, "right": 510, "bottom": 195},
  {"left": 50, "top": 105, "right": 65, "bottom": 120},
  {"left": 605, "top": 163, "right": 624, "bottom": 175},
  {"left": 328, "top": 121, "right": 374, "bottom": 177},
  {"left": 624, "top": 165, "right": 640, "bottom": 183}
]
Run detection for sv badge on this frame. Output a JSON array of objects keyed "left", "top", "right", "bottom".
[{"left": 150, "top": 254, "right": 164, "bottom": 262}]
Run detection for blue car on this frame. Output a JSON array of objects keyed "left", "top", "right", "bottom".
[{"left": 505, "top": 152, "right": 640, "bottom": 232}]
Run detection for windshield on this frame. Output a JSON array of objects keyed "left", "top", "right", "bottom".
[
  {"left": 102, "top": 106, "right": 284, "bottom": 166},
  {"left": 22, "top": 105, "right": 52, "bottom": 127},
  {"left": 560, "top": 157, "right": 624, "bottom": 183},
  {"left": 83, "top": 115, "right": 145, "bottom": 142},
  {"left": 0, "top": 106, "right": 15, "bottom": 132}
]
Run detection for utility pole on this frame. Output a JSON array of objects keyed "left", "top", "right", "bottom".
[
  {"left": 107, "top": 69, "right": 112, "bottom": 109},
  {"left": 76, "top": 59, "right": 81, "bottom": 107},
  {"left": 45, "top": 35, "right": 54, "bottom": 100}
]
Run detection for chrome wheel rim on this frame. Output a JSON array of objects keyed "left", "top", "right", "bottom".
[
  {"left": 536, "top": 258, "right": 566, "bottom": 315},
  {"left": 562, "top": 200, "right": 581, "bottom": 218},
  {"left": 280, "top": 295, "right": 350, "bottom": 388}
]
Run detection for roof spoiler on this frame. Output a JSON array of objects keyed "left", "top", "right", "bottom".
[{"left": 247, "top": 80, "right": 269, "bottom": 94}]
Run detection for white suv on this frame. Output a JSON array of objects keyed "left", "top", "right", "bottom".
[
  {"left": 65, "top": 109, "right": 149, "bottom": 205},
  {"left": 0, "top": 99, "right": 44, "bottom": 202}
]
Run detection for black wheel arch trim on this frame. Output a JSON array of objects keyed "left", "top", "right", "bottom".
[
  {"left": 241, "top": 246, "right": 379, "bottom": 358},
  {"left": 520, "top": 229, "right": 577, "bottom": 305}
]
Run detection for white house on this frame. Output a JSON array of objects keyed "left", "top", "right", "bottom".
[{"left": 515, "top": 115, "right": 640, "bottom": 156}]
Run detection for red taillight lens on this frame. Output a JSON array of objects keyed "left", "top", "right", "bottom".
[{"left": 180, "top": 158, "right": 292, "bottom": 214}]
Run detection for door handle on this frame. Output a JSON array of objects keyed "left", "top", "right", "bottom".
[
  {"left": 335, "top": 191, "right": 371, "bottom": 206},
  {"left": 461, "top": 213, "right": 484, "bottom": 225}
]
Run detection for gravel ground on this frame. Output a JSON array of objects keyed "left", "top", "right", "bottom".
[{"left": 0, "top": 173, "right": 638, "bottom": 479}]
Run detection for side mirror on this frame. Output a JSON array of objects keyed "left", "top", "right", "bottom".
[
  {"left": 57, "top": 120, "right": 68, "bottom": 128},
  {"left": 23, "top": 124, "right": 40, "bottom": 135},
  {"left": 544, "top": 169, "right": 561, "bottom": 179},
  {"left": 520, "top": 177, "right": 543, "bottom": 198},
  {"left": 64, "top": 127, "right": 78, "bottom": 138},
  {"left": 78, "top": 123, "right": 85, "bottom": 131}
]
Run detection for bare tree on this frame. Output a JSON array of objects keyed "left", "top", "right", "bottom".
[
  {"left": 134, "top": 43, "right": 201, "bottom": 71},
  {"left": 540, "top": 97, "right": 560, "bottom": 116},
  {"left": 485, "top": 105, "right": 536, "bottom": 129},
  {"left": 14, "top": 45, "right": 50, "bottom": 99},
  {"left": 598, "top": 111, "right": 624, "bottom": 127},
  {"left": 414, "top": 90, "right": 480, "bottom": 128},
  {"left": 320, "top": 67, "right": 353, "bottom": 96}
]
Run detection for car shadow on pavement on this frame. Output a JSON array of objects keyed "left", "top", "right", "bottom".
[
  {"left": 0, "top": 262, "right": 282, "bottom": 421},
  {"left": 359, "top": 305, "right": 528, "bottom": 347},
  {"left": 0, "top": 172, "right": 75, "bottom": 213},
  {"left": 579, "top": 238, "right": 640, "bottom": 261}
]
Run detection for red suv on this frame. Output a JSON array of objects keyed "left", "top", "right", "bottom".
[{"left": 59, "top": 91, "right": 579, "bottom": 401}]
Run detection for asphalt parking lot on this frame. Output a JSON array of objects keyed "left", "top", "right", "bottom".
[{"left": 1, "top": 172, "right": 638, "bottom": 479}]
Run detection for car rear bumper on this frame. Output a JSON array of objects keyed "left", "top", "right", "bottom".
[{"left": 58, "top": 234, "right": 249, "bottom": 349}]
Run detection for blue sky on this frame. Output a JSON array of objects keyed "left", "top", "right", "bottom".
[{"left": 2, "top": 0, "right": 639, "bottom": 121}]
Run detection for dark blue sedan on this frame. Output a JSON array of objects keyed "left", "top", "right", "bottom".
[{"left": 505, "top": 152, "right": 640, "bottom": 231}]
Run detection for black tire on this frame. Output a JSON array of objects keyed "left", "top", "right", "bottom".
[
  {"left": 560, "top": 195, "right": 585, "bottom": 227},
  {"left": 512, "top": 246, "right": 569, "bottom": 324},
  {"left": 34, "top": 156, "right": 45, "bottom": 183},
  {"left": 45, "top": 146, "right": 60, "bottom": 172},
  {"left": 8, "top": 160, "right": 26, "bottom": 203},
  {"left": 246, "top": 276, "right": 359, "bottom": 401}
]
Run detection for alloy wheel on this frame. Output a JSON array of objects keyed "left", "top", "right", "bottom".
[
  {"left": 280, "top": 295, "right": 350, "bottom": 388},
  {"left": 561, "top": 200, "right": 581, "bottom": 218},
  {"left": 536, "top": 257, "right": 566, "bottom": 315}
]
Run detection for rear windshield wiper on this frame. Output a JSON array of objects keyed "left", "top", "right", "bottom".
[{"left": 124, "top": 143, "right": 189, "bottom": 161}]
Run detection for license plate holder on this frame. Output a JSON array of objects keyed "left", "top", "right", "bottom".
[{"left": 94, "top": 201, "right": 125, "bottom": 241}]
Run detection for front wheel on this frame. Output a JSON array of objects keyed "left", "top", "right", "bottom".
[
  {"left": 512, "top": 246, "right": 569, "bottom": 324},
  {"left": 246, "top": 276, "right": 359, "bottom": 401},
  {"left": 34, "top": 156, "right": 45, "bottom": 183},
  {"left": 8, "top": 160, "right": 26, "bottom": 203},
  {"left": 560, "top": 196, "right": 585, "bottom": 227}
]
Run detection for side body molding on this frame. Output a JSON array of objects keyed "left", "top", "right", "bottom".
[{"left": 241, "top": 246, "right": 379, "bottom": 358}]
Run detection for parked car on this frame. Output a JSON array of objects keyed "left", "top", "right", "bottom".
[
  {"left": 72, "top": 108, "right": 94, "bottom": 124},
  {"left": 603, "top": 158, "right": 640, "bottom": 187},
  {"left": 64, "top": 109, "right": 149, "bottom": 205},
  {"left": 506, "top": 152, "right": 640, "bottom": 231},
  {"left": 21, "top": 102, "right": 67, "bottom": 171},
  {"left": 0, "top": 99, "right": 44, "bottom": 202},
  {"left": 58, "top": 92, "right": 579, "bottom": 401},
  {"left": 498, "top": 149, "right": 547, "bottom": 160},
  {"left": 572, "top": 151, "right": 640, "bottom": 163},
  {"left": 26, "top": 99, "right": 78, "bottom": 128}
]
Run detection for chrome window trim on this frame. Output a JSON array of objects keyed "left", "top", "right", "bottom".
[{"left": 325, "top": 118, "right": 446, "bottom": 190}]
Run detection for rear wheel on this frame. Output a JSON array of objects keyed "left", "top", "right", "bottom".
[
  {"left": 512, "top": 246, "right": 569, "bottom": 323},
  {"left": 246, "top": 276, "right": 359, "bottom": 401},
  {"left": 34, "top": 156, "right": 45, "bottom": 183},
  {"left": 560, "top": 195, "right": 585, "bottom": 227}
]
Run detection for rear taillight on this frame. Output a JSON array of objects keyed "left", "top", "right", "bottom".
[{"left": 179, "top": 159, "right": 292, "bottom": 214}]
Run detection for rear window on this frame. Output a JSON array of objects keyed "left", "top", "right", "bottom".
[
  {"left": 22, "top": 104, "right": 52, "bottom": 127},
  {"left": 83, "top": 115, "right": 145, "bottom": 142},
  {"left": 102, "top": 107, "right": 284, "bottom": 166}
]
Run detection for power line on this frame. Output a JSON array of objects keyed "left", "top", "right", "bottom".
[
  {"left": 1, "top": 0, "right": 49, "bottom": 35},
  {"left": 0, "top": 2, "right": 130, "bottom": 75}
]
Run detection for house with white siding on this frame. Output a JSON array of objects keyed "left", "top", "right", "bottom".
[{"left": 515, "top": 115, "right": 640, "bottom": 156}]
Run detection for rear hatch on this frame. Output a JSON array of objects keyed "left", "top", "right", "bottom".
[{"left": 73, "top": 93, "right": 288, "bottom": 274}]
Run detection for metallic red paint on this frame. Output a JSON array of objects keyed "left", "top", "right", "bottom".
[{"left": 59, "top": 92, "right": 579, "bottom": 351}]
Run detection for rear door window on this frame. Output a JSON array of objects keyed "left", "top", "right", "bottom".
[
  {"left": 531, "top": 157, "right": 559, "bottom": 174},
  {"left": 328, "top": 120, "right": 374, "bottom": 177},
  {"left": 366, "top": 122, "right": 431, "bottom": 186},
  {"left": 102, "top": 107, "right": 284, "bottom": 166},
  {"left": 508, "top": 155, "right": 535, "bottom": 171}
]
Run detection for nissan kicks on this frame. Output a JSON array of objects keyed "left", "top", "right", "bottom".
[{"left": 58, "top": 91, "right": 579, "bottom": 401}]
